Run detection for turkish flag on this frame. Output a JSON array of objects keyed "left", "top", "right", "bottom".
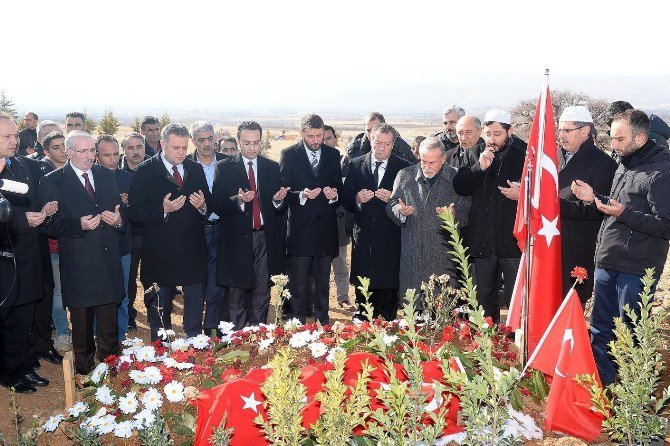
[
  {"left": 526, "top": 288, "right": 603, "bottom": 441},
  {"left": 507, "top": 83, "right": 563, "bottom": 352}
]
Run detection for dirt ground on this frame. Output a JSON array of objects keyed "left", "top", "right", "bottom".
[{"left": 1, "top": 126, "right": 669, "bottom": 443}]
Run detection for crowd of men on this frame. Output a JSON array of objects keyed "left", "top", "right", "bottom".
[{"left": 0, "top": 102, "right": 668, "bottom": 394}]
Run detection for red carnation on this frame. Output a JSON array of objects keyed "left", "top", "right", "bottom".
[
  {"left": 570, "top": 266, "right": 589, "bottom": 284},
  {"left": 441, "top": 325, "right": 456, "bottom": 343},
  {"left": 103, "top": 354, "right": 120, "bottom": 368}
]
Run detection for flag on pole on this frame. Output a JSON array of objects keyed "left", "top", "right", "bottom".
[
  {"left": 525, "top": 288, "right": 603, "bottom": 441},
  {"left": 506, "top": 80, "right": 563, "bottom": 353}
]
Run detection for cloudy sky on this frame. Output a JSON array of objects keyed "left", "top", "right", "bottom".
[{"left": 4, "top": 0, "right": 670, "bottom": 115}]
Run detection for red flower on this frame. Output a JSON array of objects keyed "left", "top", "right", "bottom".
[
  {"left": 274, "top": 327, "right": 285, "bottom": 337},
  {"left": 103, "top": 354, "right": 120, "bottom": 368},
  {"left": 570, "top": 266, "right": 589, "bottom": 284},
  {"left": 119, "top": 362, "right": 131, "bottom": 372},
  {"left": 204, "top": 355, "right": 215, "bottom": 367},
  {"left": 441, "top": 325, "right": 456, "bottom": 343},
  {"left": 458, "top": 324, "right": 471, "bottom": 341},
  {"left": 484, "top": 316, "right": 494, "bottom": 329}
]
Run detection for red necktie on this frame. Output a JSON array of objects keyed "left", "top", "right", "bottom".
[
  {"left": 82, "top": 172, "right": 95, "bottom": 200},
  {"left": 172, "top": 165, "right": 184, "bottom": 188},
  {"left": 248, "top": 161, "right": 262, "bottom": 230}
]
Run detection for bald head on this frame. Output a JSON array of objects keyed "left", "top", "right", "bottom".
[{"left": 456, "top": 115, "right": 481, "bottom": 150}]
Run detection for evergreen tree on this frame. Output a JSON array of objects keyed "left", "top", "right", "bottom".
[
  {"left": 0, "top": 90, "right": 18, "bottom": 120},
  {"left": 97, "top": 110, "right": 120, "bottom": 135},
  {"left": 131, "top": 116, "right": 142, "bottom": 133},
  {"left": 159, "top": 113, "right": 171, "bottom": 129}
]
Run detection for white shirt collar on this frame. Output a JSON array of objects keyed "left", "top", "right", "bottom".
[
  {"left": 304, "top": 141, "right": 321, "bottom": 158},
  {"left": 161, "top": 153, "right": 184, "bottom": 176}
]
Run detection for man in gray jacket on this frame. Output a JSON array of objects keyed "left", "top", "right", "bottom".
[
  {"left": 572, "top": 109, "right": 670, "bottom": 386},
  {"left": 386, "top": 137, "right": 470, "bottom": 303}
]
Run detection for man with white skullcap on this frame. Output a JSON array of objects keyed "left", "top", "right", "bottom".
[
  {"left": 557, "top": 106, "right": 617, "bottom": 306},
  {"left": 453, "top": 109, "right": 527, "bottom": 322}
]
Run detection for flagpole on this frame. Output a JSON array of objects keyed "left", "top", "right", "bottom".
[{"left": 521, "top": 68, "right": 550, "bottom": 367}]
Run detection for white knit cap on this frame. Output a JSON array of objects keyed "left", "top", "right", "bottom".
[
  {"left": 484, "top": 109, "right": 512, "bottom": 125},
  {"left": 559, "top": 106, "right": 593, "bottom": 123}
]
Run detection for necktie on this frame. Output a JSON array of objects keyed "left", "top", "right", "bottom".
[
  {"left": 310, "top": 152, "right": 319, "bottom": 176},
  {"left": 172, "top": 165, "right": 184, "bottom": 188},
  {"left": 373, "top": 161, "right": 383, "bottom": 187},
  {"left": 82, "top": 172, "right": 95, "bottom": 200},
  {"left": 248, "top": 161, "right": 262, "bottom": 230}
]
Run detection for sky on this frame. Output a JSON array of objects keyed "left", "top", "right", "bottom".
[{"left": 4, "top": 0, "right": 670, "bottom": 116}]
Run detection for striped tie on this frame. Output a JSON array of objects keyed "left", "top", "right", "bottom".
[{"left": 310, "top": 152, "right": 319, "bottom": 175}]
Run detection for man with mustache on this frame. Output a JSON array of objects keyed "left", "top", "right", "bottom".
[
  {"left": 39, "top": 130, "right": 125, "bottom": 376},
  {"left": 435, "top": 105, "right": 465, "bottom": 152},
  {"left": 446, "top": 115, "right": 485, "bottom": 169},
  {"left": 386, "top": 137, "right": 470, "bottom": 306},
  {"left": 453, "top": 110, "right": 526, "bottom": 322}
]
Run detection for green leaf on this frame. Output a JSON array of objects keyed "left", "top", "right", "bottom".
[
  {"left": 171, "top": 423, "right": 195, "bottom": 436},
  {"left": 215, "top": 349, "right": 250, "bottom": 365},
  {"left": 509, "top": 387, "right": 524, "bottom": 411}
]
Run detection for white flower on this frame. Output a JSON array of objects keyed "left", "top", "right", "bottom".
[
  {"left": 398, "top": 319, "right": 409, "bottom": 329},
  {"left": 190, "top": 334, "right": 211, "bottom": 350},
  {"left": 164, "top": 381, "right": 185, "bottom": 403},
  {"left": 289, "top": 332, "right": 310, "bottom": 348},
  {"left": 90, "top": 363, "right": 108, "bottom": 384},
  {"left": 133, "top": 408, "right": 155, "bottom": 429},
  {"left": 326, "top": 346, "right": 345, "bottom": 363},
  {"left": 242, "top": 325, "right": 259, "bottom": 333},
  {"left": 95, "top": 385, "right": 115, "bottom": 406},
  {"left": 135, "top": 345, "right": 157, "bottom": 362},
  {"left": 282, "top": 289, "right": 291, "bottom": 300},
  {"left": 156, "top": 328, "right": 175, "bottom": 340},
  {"left": 218, "top": 321, "right": 235, "bottom": 334},
  {"left": 482, "top": 321, "right": 490, "bottom": 329},
  {"left": 113, "top": 420, "right": 134, "bottom": 438},
  {"left": 67, "top": 401, "right": 89, "bottom": 418},
  {"left": 142, "top": 366, "right": 163, "bottom": 385},
  {"left": 129, "top": 369, "right": 146, "bottom": 384},
  {"left": 170, "top": 338, "right": 189, "bottom": 351},
  {"left": 259, "top": 323, "right": 276, "bottom": 331},
  {"left": 118, "top": 392, "right": 139, "bottom": 414},
  {"left": 382, "top": 334, "right": 399, "bottom": 346},
  {"left": 258, "top": 337, "right": 275, "bottom": 351},
  {"left": 141, "top": 387, "right": 163, "bottom": 411},
  {"left": 43, "top": 414, "right": 64, "bottom": 432},
  {"left": 94, "top": 414, "right": 116, "bottom": 435},
  {"left": 119, "top": 355, "right": 133, "bottom": 364},
  {"left": 493, "top": 366, "right": 502, "bottom": 381},
  {"left": 309, "top": 342, "right": 328, "bottom": 358},
  {"left": 122, "top": 337, "right": 144, "bottom": 347},
  {"left": 284, "top": 318, "right": 302, "bottom": 330}
]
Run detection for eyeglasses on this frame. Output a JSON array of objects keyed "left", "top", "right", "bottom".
[
  {"left": 558, "top": 126, "right": 585, "bottom": 134},
  {"left": 69, "top": 148, "right": 97, "bottom": 154}
]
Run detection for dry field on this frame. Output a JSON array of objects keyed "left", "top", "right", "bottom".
[{"left": 0, "top": 119, "right": 668, "bottom": 444}]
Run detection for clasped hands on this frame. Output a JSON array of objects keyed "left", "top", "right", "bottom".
[
  {"left": 26, "top": 201, "right": 58, "bottom": 228},
  {"left": 571, "top": 179, "right": 624, "bottom": 217},
  {"left": 163, "top": 190, "right": 206, "bottom": 214},
  {"left": 303, "top": 186, "right": 338, "bottom": 201}
]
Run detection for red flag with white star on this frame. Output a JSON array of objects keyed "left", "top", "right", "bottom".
[
  {"left": 507, "top": 81, "right": 563, "bottom": 353},
  {"left": 525, "top": 288, "right": 603, "bottom": 440}
]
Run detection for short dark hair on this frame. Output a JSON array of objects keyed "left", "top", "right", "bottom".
[
  {"left": 605, "top": 101, "right": 634, "bottom": 127},
  {"left": 236, "top": 121, "right": 263, "bottom": 140},
  {"left": 324, "top": 124, "right": 336, "bottom": 135},
  {"left": 300, "top": 114, "right": 324, "bottom": 132},
  {"left": 141, "top": 116, "right": 160, "bottom": 130},
  {"left": 483, "top": 121, "right": 512, "bottom": 131},
  {"left": 65, "top": 111, "right": 86, "bottom": 122},
  {"left": 95, "top": 134, "right": 119, "bottom": 150},
  {"left": 364, "top": 112, "right": 385, "bottom": 124},
  {"left": 371, "top": 123, "right": 397, "bottom": 142},
  {"left": 26, "top": 112, "right": 38, "bottom": 120},
  {"left": 161, "top": 123, "right": 190, "bottom": 142},
  {"left": 43, "top": 131, "right": 64, "bottom": 151},
  {"left": 217, "top": 136, "right": 237, "bottom": 149},
  {"left": 612, "top": 109, "right": 650, "bottom": 138}
]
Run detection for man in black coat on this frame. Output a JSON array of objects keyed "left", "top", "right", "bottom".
[
  {"left": 280, "top": 114, "right": 343, "bottom": 324},
  {"left": 0, "top": 116, "right": 57, "bottom": 392},
  {"left": 341, "top": 112, "right": 417, "bottom": 176},
  {"left": 128, "top": 123, "right": 211, "bottom": 341},
  {"left": 187, "top": 121, "right": 229, "bottom": 332},
  {"left": 18, "top": 112, "right": 38, "bottom": 156},
  {"left": 342, "top": 123, "right": 410, "bottom": 320},
  {"left": 453, "top": 110, "right": 526, "bottom": 322},
  {"left": 557, "top": 106, "right": 617, "bottom": 303},
  {"left": 212, "top": 121, "right": 288, "bottom": 329},
  {"left": 39, "top": 130, "right": 125, "bottom": 375}
]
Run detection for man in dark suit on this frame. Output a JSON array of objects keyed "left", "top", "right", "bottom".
[
  {"left": 39, "top": 130, "right": 125, "bottom": 376},
  {"left": 342, "top": 123, "right": 410, "bottom": 320},
  {"left": 557, "top": 106, "right": 617, "bottom": 303},
  {"left": 0, "top": 115, "right": 57, "bottom": 392},
  {"left": 18, "top": 112, "right": 38, "bottom": 156},
  {"left": 453, "top": 110, "right": 527, "bottom": 322},
  {"left": 140, "top": 116, "right": 162, "bottom": 156},
  {"left": 447, "top": 115, "right": 484, "bottom": 169},
  {"left": 212, "top": 121, "right": 288, "bottom": 329},
  {"left": 188, "top": 121, "right": 228, "bottom": 332},
  {"left": 128, "top": 123, "right": 211, "bottom": 341},
  {"left": 280, "top": 114, "right": 343, "bottom": 324}
]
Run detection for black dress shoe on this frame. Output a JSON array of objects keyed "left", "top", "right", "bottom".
[
  {"left": 23, "top": 371, "right": 49, "bottom": 387},
  {"left": 2, "top": 378, "right": 37, "bottom": 394},
  {"left": 32, "top": 357, "right": 41, "bottom": 370},
  {"left": 36, "top": 348, "right": 63, "bottom": 365}
]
